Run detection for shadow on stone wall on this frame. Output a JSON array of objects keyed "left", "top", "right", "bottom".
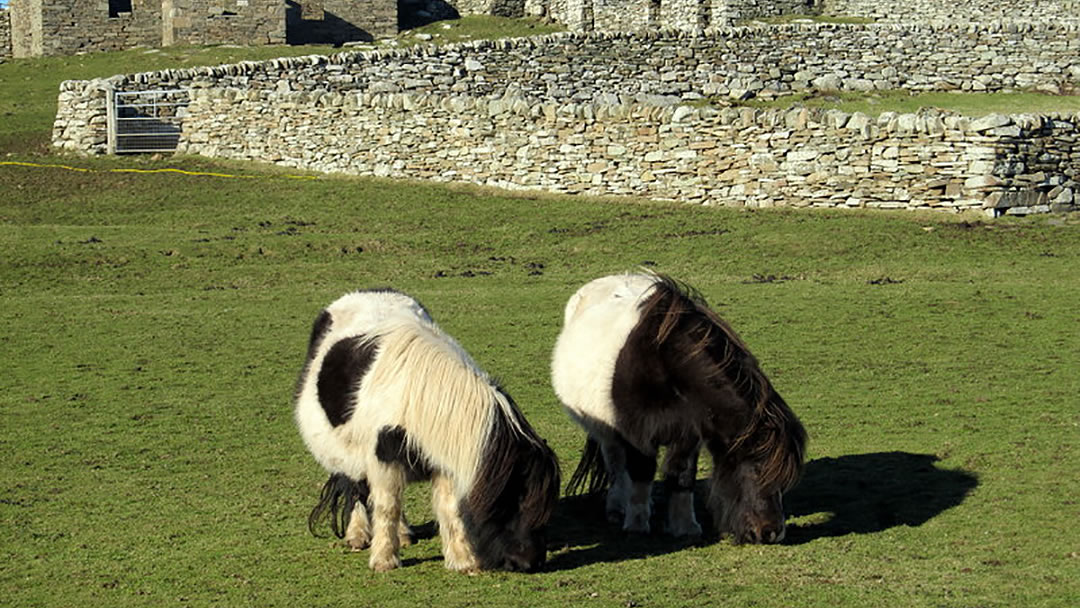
[
  {"left": 285, "top": 2, "right": 376, "bottom": 45},
  {"left": 399, "top": 0, "right": 460, "bottom": 30}
]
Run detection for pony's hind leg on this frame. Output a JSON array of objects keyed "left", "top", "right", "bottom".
[
  {"left": 432, "top": 473, "right": 479, "bottom": 572},
  {"left": 345, "top": 502, "right": 372, "bottom": 550},
  {"left": 618, "top": 438, "right": 657, "bottom": 534},
  {"left": 341, "top": 478, "right": 372, "bottom": 550},
  {"left": 366, "top": 463, "right": 407, "bottom": 572},
  {"left": 599, "top": 440, "right": 630, "bottom": 525},
  {"left": 352, "top": 505, "right": 410, "bottom": 552},
  {"left": 661, "top": 440, "right": 702, "bottom": 538},
  {"left": 351, "top": 507, "right": 413, "bottom": 549},
  {"left": 397, "top": 512, "right": 415, "bottom": 546}
]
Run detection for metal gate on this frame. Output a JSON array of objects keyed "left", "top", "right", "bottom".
[{"left": 109, "top": 89, "right": 190, "bottom": 154}]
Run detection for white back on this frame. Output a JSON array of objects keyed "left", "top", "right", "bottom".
[
  {"left": 295, "top": 289, "right": 509, "bottom": 497},
  {"left": 295, "top": 290, "right": 441, "bottom": 481},
  {"left": 551, "top": 273, "right": 659, "bottom": 431}
]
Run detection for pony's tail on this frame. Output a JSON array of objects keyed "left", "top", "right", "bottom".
[
  {"left": 308, "top": 473, "right": 369, "bottom": 538},
  {"left": 566, "top": 436, "right": 611, "bottom": 496}
]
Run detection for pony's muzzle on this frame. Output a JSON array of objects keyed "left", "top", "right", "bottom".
[
  {"left": 501, "top": 539, "right": 547, "bottom": 572},
  {"left": 739, "top": 521, "right": 786, "bottom": 545},
  {"left": 502, "top": 552, "right": 544, "bottom": 572}
]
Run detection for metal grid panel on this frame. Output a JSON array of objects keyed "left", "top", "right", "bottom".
[{"left": 112, "top": 89, "right": 190, "bottom": 154}]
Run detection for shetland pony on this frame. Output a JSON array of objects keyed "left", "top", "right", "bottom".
[
  {"left": 295, "top": 288, "right": 560, "bottom": 572},
  {"left": 551, "top": 273, "right": 807, "bottom": 544}
]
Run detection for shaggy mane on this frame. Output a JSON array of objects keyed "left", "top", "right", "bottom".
[
  {"left": 469, "top": 388, "right": 560, "bottom": 527},
  {"left": 641, "top": 273, "right": 807, "bottom": 492}
]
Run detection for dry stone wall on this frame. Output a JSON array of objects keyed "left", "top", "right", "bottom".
[
  {"left": 547, "top": 0, "right": 1080, "bottom": 33},
  {"left": 173, "top": 89, "right": 1077, "bottom": 215},
  {"left": 821, "top": 0, "right": 1080, "bottom": 25},
  {"left": 53, "top": 24, "right": 1080, "bottom": 215},
  {"left": 0, "top": 9, "right": 10, "bottom": 60}
]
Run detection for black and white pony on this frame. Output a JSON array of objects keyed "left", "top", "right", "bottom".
[
  {"left": 295, "top": 288, "right": 560, "bottom": 572},
  {"left": 551, "top": 273, "right": 807, "bottom": 544}
]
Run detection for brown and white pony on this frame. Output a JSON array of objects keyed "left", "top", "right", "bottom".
[
  {"left": 295, "top": 288, "right": 559, "bottom": 572},
  {"left": 552, "top": 273, "right": 807, "bottom": 543}
]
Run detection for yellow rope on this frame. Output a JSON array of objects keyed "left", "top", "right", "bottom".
[{"left": 0, "top": 161, "right": 319, "bottom": 180}]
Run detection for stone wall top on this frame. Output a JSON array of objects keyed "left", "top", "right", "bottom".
[{"left": 65, "top": 22, "right": 1080, "bottom": 103}]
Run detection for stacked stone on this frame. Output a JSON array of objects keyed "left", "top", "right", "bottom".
[
  {"left": 52, "top": 24, "right": 1080, "bottom": 215},
  {"left": 0, "top": 9, "right": 9, "bottom": 60},
  {"left": 52, "top": 24, "right": 1080, "bottom": 108},
  {"left": 52, "top": 79, "right": 112, "bottom": 153},
  {"left": 822, "top": 0, "right": 1080, "bottom": 26},
  {"left": 170, "top": 87, "right": 1078, "bottom": 216},
  {"left": 543, "top": 0, "right": 1080, "bottom": 33}
]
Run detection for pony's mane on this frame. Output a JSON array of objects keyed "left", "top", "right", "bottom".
[
  {"left": 641, "top": 273, "right": 807, "bottom": 492},
  {"left": 467, "top": 388, "right": 561, "bottom": 529},
  {"left": 364, "top": 320, "right": 492, "bottom": 491},
  {"left": 364, "top": 317, "right": 552, "bottom": 498}
]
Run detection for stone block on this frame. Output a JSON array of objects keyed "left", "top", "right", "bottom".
[
  {"left": 969, "top": 113, "right": 1012, "bottom": 132},
  {"left": 964, "top": 175, "right": 1004, "bottom": 189}
]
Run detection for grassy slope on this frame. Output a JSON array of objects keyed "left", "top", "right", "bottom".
[{"left": 2, "top": 22, "right": 1079, "bottom": 608}]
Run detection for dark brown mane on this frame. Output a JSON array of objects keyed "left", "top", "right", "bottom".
[
  {"left": 641, "top": 273, "right": 807, "bottom": 492},
  {"left": 462, "top": 388, "right": 561, "bottom": 569},
  {"left": 467, "top": 390, "right": 560, "bottom": 528}
]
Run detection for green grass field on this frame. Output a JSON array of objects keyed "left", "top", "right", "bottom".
[{"left": 2, "top": 21, "right": 1079, "bottom": 608}]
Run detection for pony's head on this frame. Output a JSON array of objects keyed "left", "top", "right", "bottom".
[
  {"left": 462, "top": 392, "right": 561, "bottom": 572},
  {"left": 708, "top": 391, "right": 807, "bottom": 544}
]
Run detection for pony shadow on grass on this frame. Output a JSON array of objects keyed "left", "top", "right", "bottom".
[
  {"left": 783, "top": 451, "right": 978, "bottom": 544},
  {"left": 544, "top": 451, "right": 977, "bottom": 569},
  {"left": 545, "top": 492, "right": 705, "bottom": 571}
]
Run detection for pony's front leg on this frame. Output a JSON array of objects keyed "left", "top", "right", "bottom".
[
  {"left": 367, "top": 464, "right": 407, "bottom": 572},
  {"left": 662, "top": 440, "right": 702, "bottom": 538},
  {"left": 619, "top": 438, "right": 657, "bottom": 534},
  {"left": 431, "top": 473, "right": 479, "bottom": 572}
]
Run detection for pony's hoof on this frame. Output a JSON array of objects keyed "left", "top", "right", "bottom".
[
  {"left": 345, "top": 536, "right": 371, "bottom": 551},
  {"left": 369, "top": 555, "right": 401, "bottom": 572},
  {"left": 397, "top": 528, "right": 415, "bottom": 547},
  {"left": 444, "top": 557, "right": 481, "bottom": 573},
  {"left": 667, "top": 521, "right": 703, "bottom": 538}
]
